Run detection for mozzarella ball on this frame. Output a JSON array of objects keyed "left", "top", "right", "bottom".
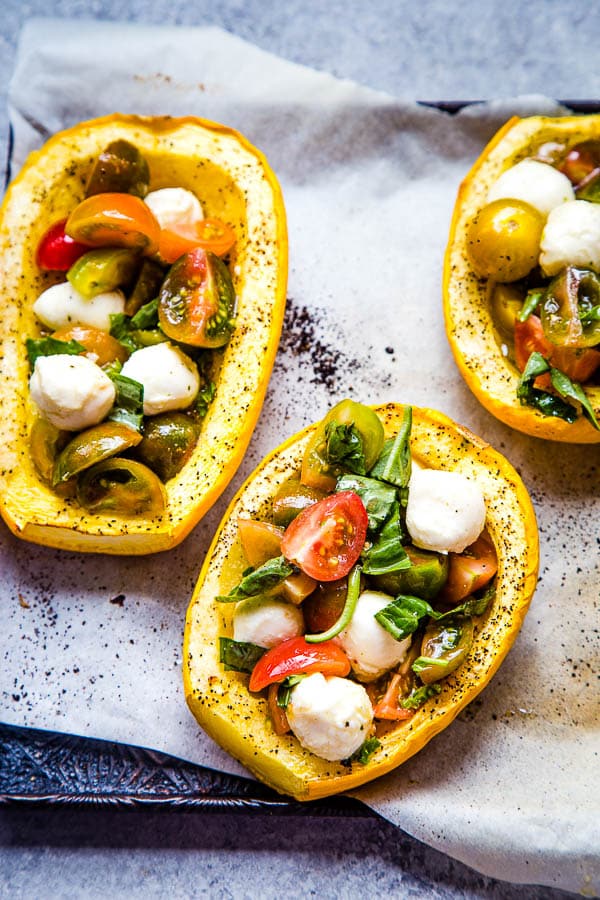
[
  {"left": 539, "top": 200, "right": 600, "bottom": 276},
  {"left": 406, "top": 467, "right": 486, "bottom": 554},
  {"left": 33, "top": 281, "right": 125, "bottom": 332},
  {"left": 29, "top": 354, "right": 116, "bottom": 431},
  {"left": 487, "top": 159, "right": 574, "bottom": 218},
  {"left": 121, "top": 343, "right": 200, "bottom": 415},
  {"left": 233, "top": 598, "right": 304, "bottom": 649},
  {"left": 144, "top": 188, "right": 204, "bottom": 231},
  {"left": 287, "top": 673, "right": 373, "bottom": 762},
  {"left": 338, "top": 590, "right": 412, "bottom": 682}
]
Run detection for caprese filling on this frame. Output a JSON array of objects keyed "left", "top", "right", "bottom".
[
  {"left": 466, "top": 141, "right": 600, "bottom": 431},
  {"left": 217, "top": 401, "right": 498, "bottom": 764},
  {"left": 27, "top": 139, "right": 237, "bottom": 515}
]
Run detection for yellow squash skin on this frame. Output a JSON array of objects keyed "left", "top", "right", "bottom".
[
  {"left": 444, "top": 114, "right": 600, "bottom": 442},
  {"left": 0, "top": 114, "right": 287, "bottom": 553},
  {"left": 183, "top": 403, "right": 539, "bottom": 801}
]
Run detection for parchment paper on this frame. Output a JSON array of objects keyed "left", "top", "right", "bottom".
[{"left": 2, "top": 19, "right": 598, "bottom": 895}]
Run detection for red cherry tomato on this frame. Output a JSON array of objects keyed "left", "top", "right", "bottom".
[
  {"left": 438, "top": 531, "right": 498, "bottom": 605},
  {"left": 65, "top": 193, "right": 160, "bottom": 255},
  {"left": 35, "top": 219, "right": 89, "bottom": 271},
  {"left": 280, "top": 491, "right": 368, "bottom": 582},
  {"left": 514, "top": 315, "right": 600, "bottom": 386},
  {"left": 158, "top": 217, "right": 236, "bottom": 264},
  {"left": 371, "top": 672, "right": 414, "bottom": 721},
  {"left": 248, "top": 637, "right": 351, "bottom": 693}
]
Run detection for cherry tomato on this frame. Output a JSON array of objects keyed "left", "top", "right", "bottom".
[
  {"left": 301, "top": 399, "right": 384, "bottom": 492},
  {"left": 466, "top": 199, "right": 544, "bottom": 283},
  {"left": 52, "top": 325, "right": 129, "bottom": 367},
  {"left": 35, "top": 219, "right": 89, "bottom": 271},
  {"left": 237, "top": 518, "right": 316, "bottom": 605},
  {"left": 248, "top": 636, "right": 351, "bottom": 692},
  {"left": 541, "top": 267, "right": 600, "bottom": 349},
  {"left": 158, "top": 247, "right": 236, "bottom": 348},
  {"left": 438, "top": 531, "right": 498, "bottom": 605},
  {"left": 280, "top": 491, "right": 368, "bottom": 582},
  {"left": 65, "top": 193, "right": 160, "bottom": 255},
  {"left": 158, "top": 217, "right": 236, "bottom": 264},
  {"left": 302, "top": 578, "right": 349, "bottom": 634},
  {"left": 514, "top": 315, "right": 600, "bottom": 386},
  {"left": 559, "top": 140, "right": 600, "bottom": 186},
  {"left": 371, "top": 672, "right": 414, "bottom": 721}
]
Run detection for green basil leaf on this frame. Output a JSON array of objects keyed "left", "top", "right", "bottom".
[
  {"left": 517, "top": 352, "right": 579, "bottom": 423},
  {"left": 219, "top": 637, "right": 266, "bottom": 673},
  {"left": 336, "top": 474, "right": 397, "bottom": 533},
  {"left": 517, "top": 288, "right": 544, "bottom": 322},
  {"left": 370, "top": 406, "right": 412, "bottom": 489},
  {"left": 216, "top": 555, "right": 295, "bottom": 602},
  {"left": 550, "top": 367, "right": 600, "bottom": 431},
  {"left": 107, "top": 373, "right": 144, "bottom": 432},
  {"left": 374, "top": 595, "right": 434, "bottom": 641},
  {"left": 361, "top": 503, "right": 411, "bottom": 575},
  {"left": 400, "top": 682, "right": 442, "bottom": 709},
  {"left": 130, "top": 297, "right": 159, "bottom": 329},
  {"left": 277, "top": 674, "right": 306, "bottom": 708},
  {"left": 26, "top": 336, "right": 86, "bottom": 368},
  {"left": 343, "top": 736, "right": 381, "bottom": 766},
  {"left": 324, "top": 422, "right": 367, "bottom": 475},
  {"left": 194, "top": 380, "right": 216, "bottom": 419}
]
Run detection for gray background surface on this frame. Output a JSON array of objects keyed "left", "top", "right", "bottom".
[{"left": 1, "top": 2, "right": 596, "bottom": 898}]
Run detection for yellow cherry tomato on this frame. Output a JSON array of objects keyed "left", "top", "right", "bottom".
[{"left": 466, "top": 199, "right": 544, "bottom": 283}]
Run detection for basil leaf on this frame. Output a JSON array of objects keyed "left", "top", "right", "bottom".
[
  {"left": 277, "top": 674, "right": 306, "bottom": 708},
  {"left": 324, "top": 422, "right": 366, "bottom": 475},
  {"left": 517, "top": 288, "right": 544, "bottom": 322},
  {"left": 216, "top": 555, "right": 295, "bottom": 602},
  {"left": 343, "top": 736, "right": 381, "bottom": 766},
  {"left": 374, "top": 595, "right": 434, "bottom": 641},
  {"left": 400, "top": 682, "right": 442, "bottom": 710},
  {"left": 130, "top": 297, "right": 159, "bottom": 329},
  {"left": 361, "top": 503, "right": 411, "bottom": 575},
  {"left": 26, "top": 336, "right": 86, "bottom": 368},
  {"left": 336, "top": 474, "right": 397, "bottom": 533},
  {"left": 370, "top": 406, "right": 412, "bottom": 490},
  {"left": 107, "top": 373, "right": 144, "bottom": 432},
  {"left": 436, "top": 584, "right": 495, "bottom": 622},
  {"left": 194, "top": 380, "right": 216, "bottom": 419},
  {"left": 580, "top": 304, "right": 600, "bottom": 323},
  {"left": 219, "top": 637, "right": 266, "bottom": 673},
  {"left": 517, "top": 352, "right": 579, "bottom": 423},
  {"left": 550, "top": 367, "right": 600, "bottom": 431}
]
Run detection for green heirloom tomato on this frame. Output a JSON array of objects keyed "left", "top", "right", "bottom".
[
  {"left": 489, "top": 282, "right": 527, "bottom": 339},
  {"left": 53, "top": 422, "right": 142, "bottom": 485},
  {"left": 85, "top": 140, "right": 150, "bottom": 198},
  {"left": 76, "top": 457, "right": 166, "bottom": 516},
  {"left": 415, "top": 618, "right": 474, "bottom": 684},
  {"left": 541, "top": 266, "right": 600, "bottom": 348},
  {"left": 30, "top": 418, "right": 69, "bottom": 485},
  {"left": 301, "top": 399, "right": 384, "bottom": 492},
  {"left": 158, "top": 247, "right": 236, "bottom": 348},
  {"left": 466, "top": 199, "right": 544, "bottom": 283},
  {"left": 136, "top": 412, "right": 200, "bottom": 482},
  {"left": 271, "top": 476, "right": 326, "bottom": 526},
  {"left": 67, "top": 248, "right": 140, "bottom": 299},
  {"left": 370, "top": 545, "right": 448, "bottom": 600},
  {"left": 125, "top": 259, "right": 166, "bottom": 317}
]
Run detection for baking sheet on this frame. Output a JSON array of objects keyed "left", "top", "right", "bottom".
[{"left": 1, "top": 18, "right": 599, "bottom": 895}]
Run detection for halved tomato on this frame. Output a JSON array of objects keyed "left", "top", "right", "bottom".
[
  {"left": 248, "top": 637, "right": 351, "bottom": 692},
  {"left": 36, "top": 219, "right": 89, "bottom": 271},
  {"left": 52, "top": 325, "right": 129, "bottom": 367},
  {"left": 514, "top": 315, "right": 600, "bottom": 386},
  {"left": 439, "top": 531, "right": 498, "bottom": 605},
  {"left": 65, "top": 193, "right": 160, "bottom": 255},
  {"left": 280, "top": 491, "right": 368, "bottom": 582},
  {"left": 158, "top": 217, "right": 236, "bottom": 264}
]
